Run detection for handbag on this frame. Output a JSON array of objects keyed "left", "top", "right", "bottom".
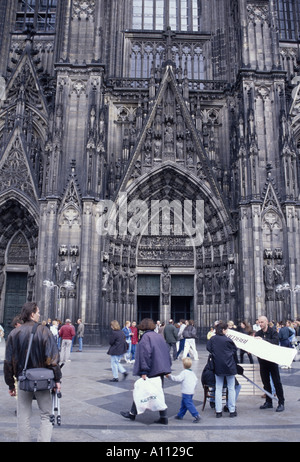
[
  {"left": 133, "top": 376, "right": 167, "bottom": 414},
  {"left": 18, "top": 323, "right": 55, "bottom": 393},
  {"left": 206, "top": 354, "right": 215, "bottom": 372}
]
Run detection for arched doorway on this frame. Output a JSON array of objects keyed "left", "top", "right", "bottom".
[
  {"left": 0, "top": 199, "right": 39, "bottom": 336},
  {"left": 101, "top": 163, "right": 236, "bottom": 337}
]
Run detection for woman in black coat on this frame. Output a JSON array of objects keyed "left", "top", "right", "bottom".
[
  {"left": 120, "top": 318, "right": 172, "bottom": 424},
  {"left": 107, "top": 320, "right": 128, "bottom": 382},
  {"left": 207, "top": 321, "right": 238, "bottom": 418}
]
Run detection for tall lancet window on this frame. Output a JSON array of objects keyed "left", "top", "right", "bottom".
[
  {"left": 15, "top": 0, "right": 57, "bottom": 33},
  {"left": 129, "top": 0, "right": 204, "bottom": 80},
  {"left": 132, "top": 0, "right": 201, "bottom": 32},
  {"left": 275, "top": 0, "right": 300, "bottom": 40}
]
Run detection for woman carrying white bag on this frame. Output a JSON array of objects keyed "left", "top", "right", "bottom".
[{"left": 120, "top": 318, "right": 171, "bottom": 425}]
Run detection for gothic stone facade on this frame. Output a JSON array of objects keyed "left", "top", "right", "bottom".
[{"left": 0, "top": 0, "right": 300, "bottom": 343}]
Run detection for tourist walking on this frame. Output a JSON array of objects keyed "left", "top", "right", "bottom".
[
  {"left": 59, "top": 319, "right": 75, "bottom": 363},
  {"left": 182, "top": 320, "right": 199, "bottom": 360},
  {"left": 164, "top": 319, "right": 178, "bottom": 361},
  {"left": 4, "top": 302, "right": 61, "bottom": 442},
  {"left": 76, "top": 318, "right": 84, "bottom": 352},
  {"left": 130, "top": 320, "right": 138, "bottom": 361},
  {"left": 176, "top": 319, "right": 187, "bottom": 359},
  {"left": 167, "top": 357, "right": 201, "bottom": 423},
  {"left": 50, "top": 319, "right": 59, "bottom": 344},
  {"left": 107, "top": 320, "right": 128, "bottom": 382},
  {"left": 120, "top": 318, "right": 171, "bottom": 424},
  {"left": 122, "top": 321, "right": 132, "bottom": 363}
]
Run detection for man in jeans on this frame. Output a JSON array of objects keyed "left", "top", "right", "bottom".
[
  {"left": 76, "top": 318, "right": 85, "bottom": 352},
  {"left": 4, "top": 302, "right": 61, "bottom": 442},
  {"left": 59, "top": 319, "right": 75, "bottom": 363},
  {"left": 164, "top": 319, "right": 178, "bottom": 361}
]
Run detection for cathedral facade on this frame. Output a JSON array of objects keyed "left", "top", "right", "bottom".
[{"left": 0, "top": 0, "right": 300, "bottom": 343}]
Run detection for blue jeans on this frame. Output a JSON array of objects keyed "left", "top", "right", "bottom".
[
  {"left": 78, "top": 337, "right": 83, "bottom": 351},
  {"left": 176, "top": 339, "right": 185, "bottom": 358},
  {"left": 111, "top": 355, "right": 126, "bottom": 378},
  {"left": 125, "top": 341, "right": 131, "bottom": 361},
  {"left": 177, "top": 394, "right": 199, "bottom": 418},
  {"left": 131, "top": 343, "right": 136, "bottom": 360},
  {"left": 215, "top": 375, "right": 236, "bottom": 413}
]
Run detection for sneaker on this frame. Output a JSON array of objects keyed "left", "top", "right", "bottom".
[
  {"left": 229, "top": 411, "right": 237, "bottom": 418},
  {"left": 216, "top": 412, "right": 222, "bottom": 418},
  {"left": 193, "top": 415, "right": 201, "bottom": 423},
  {"left": 174, "top": 415, "right": 183, "bottom": 420}
]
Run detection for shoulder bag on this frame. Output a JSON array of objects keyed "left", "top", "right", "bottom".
[{"left": 18, "top": 323, "right": 55, "bottom": 393}]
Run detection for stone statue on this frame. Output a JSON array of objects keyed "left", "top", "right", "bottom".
[{"left": 264, "top": 260, "right": 275, "bottom": 290}]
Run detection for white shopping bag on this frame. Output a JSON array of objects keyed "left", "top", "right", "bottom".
[{"left": 133, "top": 377, "right": 167, "bottom": 414}]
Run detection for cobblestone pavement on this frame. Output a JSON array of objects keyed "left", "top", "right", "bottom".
[{"left": 0, "top": 340, "right": 299, "bottom": 444}]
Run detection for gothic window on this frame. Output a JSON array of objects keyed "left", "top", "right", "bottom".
[
  {"left": 129, "top": 40, "right": 204, "bottom": 79},
  {"left": 275, "top": 0, "right": 300, "bottom": 40},
  {"left": 129, "top": 1, "right": 203, "bottom": 79},
  {"left": 15, "top": 0, "right": 57, "bottom": 33},
  {"left": 132, "top": 0, "right": 201, "bottom": 32}
]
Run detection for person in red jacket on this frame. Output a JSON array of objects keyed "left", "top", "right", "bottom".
[
  {"left": 130, "top": 320, "right": 138, "bottom": 362},
  {"left": 59, "top": 319, "right": 75, "bottom": 363}
]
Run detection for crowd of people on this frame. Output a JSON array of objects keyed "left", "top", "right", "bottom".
[
  {"left": 110, "top": 315, "right": 299, "bottom": 425},
  {"left": 108, "top": 318, "right": 199, "bottom": 368},
  {"left": 1, "top": 314, "right": 84, "bottom": 368},
  {"left": 2, "top": 302, "right": 299, "bottom": 440}
]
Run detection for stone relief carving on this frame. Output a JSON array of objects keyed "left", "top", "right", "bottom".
[
  {"left": 161, "top": 264, "right": 171, "bottom": 305},
  {"left": 55, "top": 244, "right": 80, "bottom": 298},
  {"left": 247, "top": 4, "right": 269, "bottom": 24},
  {"left": 0, "top": 143, "right": 36, "bottom": 201},
  {"left": 72, "top": 0, "right": 96, "bottom": 20},
  {"left": 263, "top": 247, "right": 285, "bottom": 301}
]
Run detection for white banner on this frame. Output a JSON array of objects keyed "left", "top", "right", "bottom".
[{"left": 226, "top": 330, "right": 297, "bottom": 367}]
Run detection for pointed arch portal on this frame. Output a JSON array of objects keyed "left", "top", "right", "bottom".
[
  {"left": 0, "top": 198, "right": 39, "bottom": 336},
  {"left": 101, "top": 162, "right": 237, "bottom": 335}
]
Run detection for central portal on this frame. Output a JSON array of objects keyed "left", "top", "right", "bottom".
[
  {"left": 137, "top": 274, "right": 194, "bottom": 323},
  {"left": 102, "top": 164, "right": 236, "bottom": 338},
  {"left": 171, "top": 296, "right": 192, "bottom": 321},
  {"left": 137, "top": 296, "right": 160, "bottom": 322}
]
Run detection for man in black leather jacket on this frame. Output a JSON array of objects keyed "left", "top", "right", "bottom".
[{"left": 4, "top": 302, "right": 61, "bottom": 442}]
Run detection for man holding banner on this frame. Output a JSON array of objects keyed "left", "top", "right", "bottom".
[
  {"left": 255, "top": 316, "right": 285, "bottom": 412},
  {"left": 227, "top": 315, "right": 297, "bottom": 412}
]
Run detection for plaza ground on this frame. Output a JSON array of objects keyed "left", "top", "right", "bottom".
[{"left": 0, "top": 340, "right": 299, "bottom": 444}]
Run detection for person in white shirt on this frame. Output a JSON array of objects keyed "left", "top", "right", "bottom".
[{"left": 253, "top": 319, "right": 260, "bottom": 332}]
